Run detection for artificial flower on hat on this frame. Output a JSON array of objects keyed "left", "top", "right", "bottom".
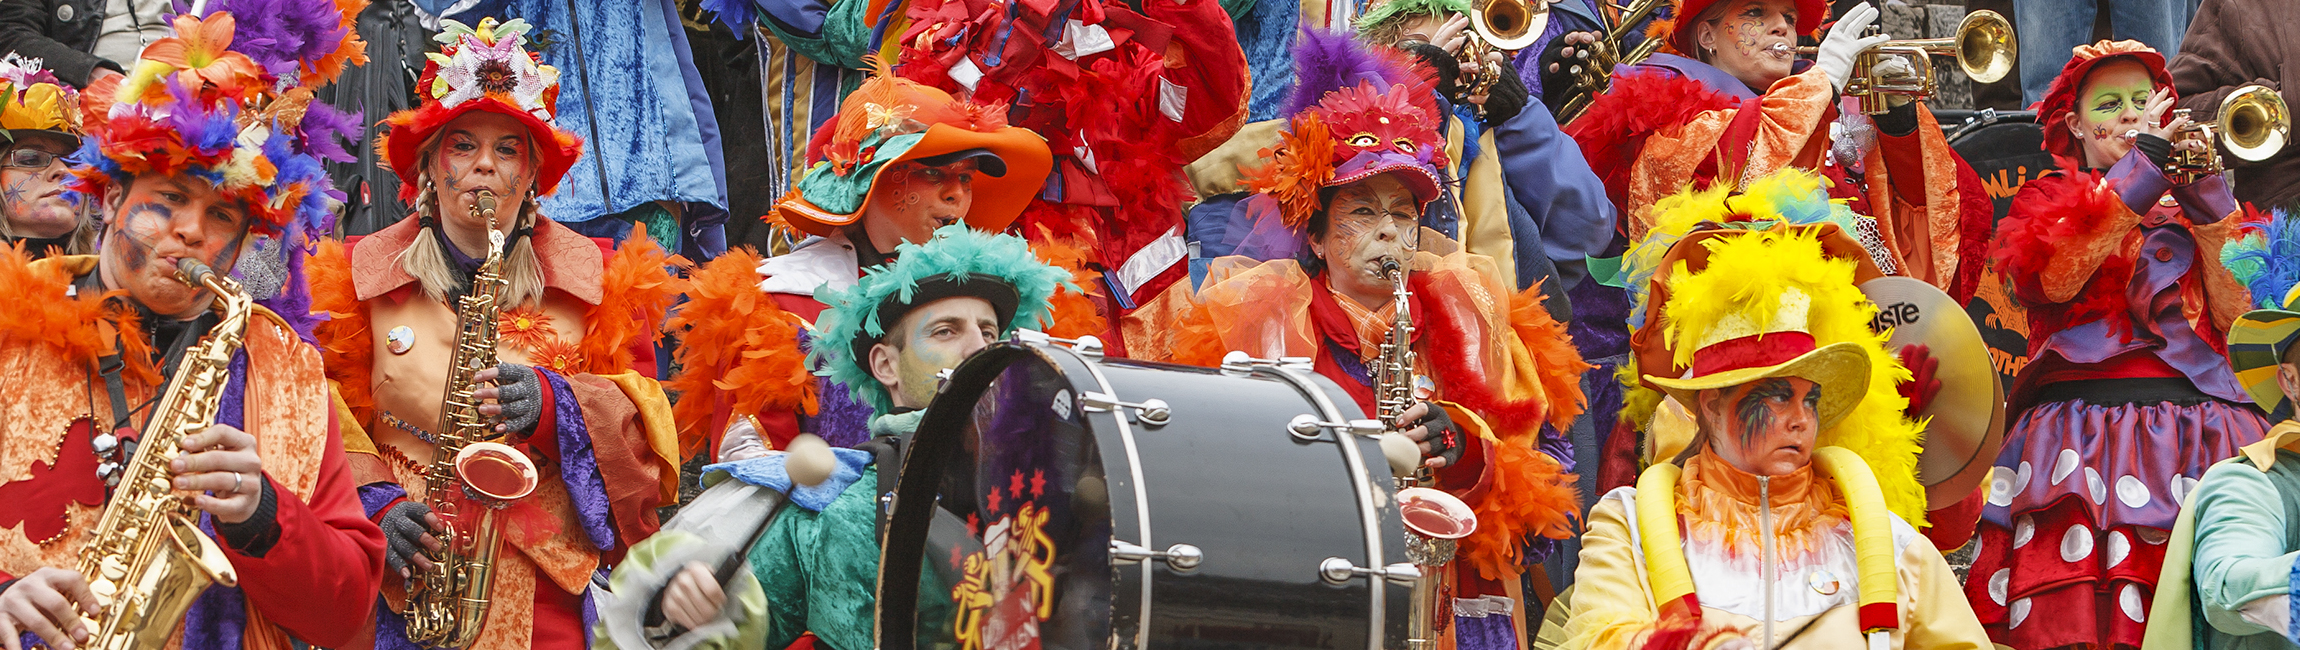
[
  {"left": 1240, "top": 30, "right": 1450, "bottom": 231},
  {"left": 0, "top": 54, "right": 81, "bottom": 139},
  {"left": 377, "top": 17, "right": 584, "bottom": 202}
]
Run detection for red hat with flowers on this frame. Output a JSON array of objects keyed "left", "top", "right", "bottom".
[
  {"left": 2033, "top": 40, "right": 2173, "bottom": 165},
  {"left": 378, "top": 17, "right": 584, "bottom": 202},
  {"left": 1243, "top": 31, "right": 1453, "bottom": 231}
]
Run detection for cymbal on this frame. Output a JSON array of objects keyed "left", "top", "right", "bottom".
[{"left": 1860, "top": 277, "right": 2007, "bottom": 507}]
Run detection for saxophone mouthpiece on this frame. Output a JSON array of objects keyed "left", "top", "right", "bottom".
[
  {"left": 1381, "top": 257, "right": 1403, "bottom": 277},
  {"left": 475, "top": 189, "right": 499, "bottom": 215},
  {"left": 176, "top": 258, "right": 215, "bottom": 288}
]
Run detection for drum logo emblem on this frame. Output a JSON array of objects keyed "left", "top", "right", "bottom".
[{"left": 954, "top": 499, "right": 1057, "bottom": 650}]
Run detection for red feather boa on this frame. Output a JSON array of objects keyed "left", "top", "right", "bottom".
[
  {"left": 1563, "top": 69, "right": 1742, "bottom": 217},
  {"left": 1990, "top": 170, "right": 2137, "bottom": 348}
]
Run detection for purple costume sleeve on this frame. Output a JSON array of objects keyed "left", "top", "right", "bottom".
[
  {"left": 540, "top": 369, "right": 618, "bottom": 551},
  {"left": 2106, "top": 146, "right": 2240, "bottom": 222},
  {"left": 359, "top": 482, "right": 410, "bottom": 518}
]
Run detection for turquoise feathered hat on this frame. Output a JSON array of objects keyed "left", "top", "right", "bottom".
[
  {"left": 810, "top": 225, "right": 1078, "bottom": 413},
  {"left": 2222, "top": 206, "right": 2300, "bottom": 419}
]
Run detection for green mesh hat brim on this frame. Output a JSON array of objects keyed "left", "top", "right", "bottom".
[
  {"left": 1355, "top": 0, "right": 1472, "bottom": 32},
  {"left": 2230, "top": 308, "right": 2300, "bottom": 419}
]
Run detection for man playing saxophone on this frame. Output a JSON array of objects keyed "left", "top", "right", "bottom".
[
  {"left": 0, "top": 6, "right": 384, "bottom": 650},
  {"left": 304, "top": 17, "right": 685, "bottom": 650}
]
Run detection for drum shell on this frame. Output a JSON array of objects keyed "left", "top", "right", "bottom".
[{"left": 878, "top": 342, "right": 1413, "bottom": 650}]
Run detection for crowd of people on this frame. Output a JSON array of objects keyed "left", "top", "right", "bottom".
[{"left": 1, "top": 0, "right": 2299, "bottom": 648}]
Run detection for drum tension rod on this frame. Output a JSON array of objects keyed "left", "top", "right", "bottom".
[
  {"left": 1288, "top": 414, "right": 1385, "bottom": 442},
  {"left": 1013, "top": 329, "right": 1105, "bottom": 358},
  {"left": 1111, "top": 540, "right": 1203, "bottom": 572},
  {"left": 1080, "top": 393, "right": 1172, "bottom": 427},
  {"left": 1219, "top": 351, "right": 1314, "bottom": 375},
  {"left": 1318, "top": 557, "right": 1420, "bottom": 586}
]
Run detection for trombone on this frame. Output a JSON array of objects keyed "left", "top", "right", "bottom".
[
  {"left": 1553, "top": 0, "right": 1669, "bottom": 124},
  {"left": 1793, "top": 10, "right": 2017, "bottom": 114},
  {"left": 2166, "top": 84, "right": 2292, "bottom": 183}
]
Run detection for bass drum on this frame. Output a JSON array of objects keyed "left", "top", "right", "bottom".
[{"left": 877, "top": 335, "right": 1414, "bottom": 650}]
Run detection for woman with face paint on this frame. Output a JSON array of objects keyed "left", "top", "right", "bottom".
[
  {"left": 1564, "top": 0, "right": 1995, "bottom": 302},
  {"left": 0, "top": 57, "right": 95, "bottom": 259},
  {"left": 301, "top": 18, "right": 685, "bottom": 650},
  {"left": 0, "top": 6, "right": 387, "bottom": 650},
  {"left": 1967, "top": 40, "right": 2273, "bottom": 650},
  {"left": 1177, "top": 36, "right": 1588, "bottom": 650}
]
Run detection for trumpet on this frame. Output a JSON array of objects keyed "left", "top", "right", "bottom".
[
  {"left": 1470, "top": 0, "right": 1547, "bottom": 51},
  {"left": 2166, "top": 84, "right": 2292, "bottom": 183},
  {"left": 1553, "top": 0, "right": 1669, "bottom": 124},
  {"left": 1793, "top": 10, "right": 2016, "bottom": 114}
]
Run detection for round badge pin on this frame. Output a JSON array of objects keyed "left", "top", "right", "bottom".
[
  {"left": 387, "top": 326, "right": 416, "bottom": 354},
  {"left": 1809, "top": 569, "right": 1842, "bottom": 596}
]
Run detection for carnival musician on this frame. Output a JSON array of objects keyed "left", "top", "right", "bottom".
[
  {"left": 1560, "top": 225, "right": 1989, "bottom": 649},
  {"left": 304, "top": 18, "right": 685, "bottom": 650},
  {"left": 2143, "top": 207, "right": 2300, "bottom": 650},
  {"left": 1566, "top": 0, "right": 1991, "bottom": 302},
  {"left": 1176, "top": 34, "right": 1587, "bottom": 648},
  {"left": 0, "top": 7, "right": 384, "bottom": 649},
  {"left": 665, "top": 67, "right": 1061, "bottom": 464},
  {"left": 0, "top": 55, "right": 92, "bottom": 258},
  {"left": 596, "top": 226, "right": 1077, "bottom": 650},
  {"left": 1969, "top": 40, "right": 2271, "bottom": 650}
]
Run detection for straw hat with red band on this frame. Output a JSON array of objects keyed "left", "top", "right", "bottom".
[
  {"left": 2033, "top": 40, "right": 2174, "bottom": 164},
  {"left": 1645, "top": 285, "right": 1873, "bottom": 431},
  {"left": 1649, "top": 0, "right": 1829, "bottom": 58},
  {"left": 377, "top": 17, "right": 584, "bottom": 203},
  {"left": 771, "top": 65, "right": 1051, "bottom": 238}
]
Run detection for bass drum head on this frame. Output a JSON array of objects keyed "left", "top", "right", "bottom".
[{"left": 885, "top": 345, "right": 1116, "bottom": 650}]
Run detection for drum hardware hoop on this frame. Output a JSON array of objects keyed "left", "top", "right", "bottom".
[
  {"left": 1110, "top": 540, "right": 1203, "bottom": 572},
  {"left": 1287, "top": 413, "right": 1387, "bottom": 441},
  {"left": 1219, "top": 351, "right": 1315, "bottom": 374},
  {"left": 1079, "top": 393, "right": 1174, "bottom": 427},
  {"left": 1013, "top": 329, "right": 1105, "bottom": 358},
  {"left": 1043, "top": 343, "right": 1156, "bottom": 650},
  {"left": 1252, "top": 364, "right": 1390, "bottom": 650},
  {"left": 1317, "top": 556, "right": 1420, "bottom": 586}
]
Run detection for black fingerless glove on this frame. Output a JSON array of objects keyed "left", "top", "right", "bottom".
[
  {"left": 1404, "top": 41, "right": 1467, "bottom": 101},
  {"left": 1415, "top": 404, "right": 1468, "bottom": 468},
  {"left": 215, "top": 480, "right": 281, "bottom": 557},
  {"left": 1479, "top": 59, "right": 1530, "bottom": 125},
  {"left": 494, "top": 362, "right": 545, "bottom": 435},
  {"left": 1538, "top": 34, "right": 1582, "bottom": 115}
]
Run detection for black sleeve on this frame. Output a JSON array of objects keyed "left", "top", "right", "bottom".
[
  {"left": 2134, "top": 133, "right": 2176, "bottom": 170},
  {"left": 0, "top": 0, "right": 119, "bottom": 88},
  {"left": 215, "top": 479, "right": 283, "bottom": 558}
]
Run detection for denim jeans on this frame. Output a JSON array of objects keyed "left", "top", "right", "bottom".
[{"left": 2013, "top": 0, "right": 2193, "bottom": 105}]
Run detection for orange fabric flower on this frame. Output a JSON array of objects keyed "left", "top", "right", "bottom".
[
  {"left": 140, "top": 13, "right": 265, "bottom": 100},
  {"left": 498, "top": 306, "right": 561, "bottom": 353},
  {"left": 528, "top": 336, "right": 586, "bottom": 376}
]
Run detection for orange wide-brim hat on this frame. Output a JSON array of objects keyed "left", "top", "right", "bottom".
[{"left": 773, "top": 122, "right": 1050, "bottom": 237}]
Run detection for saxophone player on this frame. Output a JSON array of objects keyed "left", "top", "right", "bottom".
[
  {"left": 0, "top": 8, "right": 384, "bottom": 650},
  {"left": 302, "top": 17, "right": 684, "bottom": 650},
  {"left": 1175, "top": 35, "right": 1588, "bottom": 649}
]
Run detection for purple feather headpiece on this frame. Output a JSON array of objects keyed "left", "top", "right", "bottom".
[{"left": 1282, "top": 29, "right": 1424, "bottom": 118}]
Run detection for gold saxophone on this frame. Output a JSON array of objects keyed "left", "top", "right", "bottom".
[
  {"left": 403, "top": 190, "right": 542, "bottom": 648},
  {"left": 72, "top": 259, "right": 248, "bottom": 650},
  {"left": 1374, "top": 258, "right": 1478, "bottom": 650}
]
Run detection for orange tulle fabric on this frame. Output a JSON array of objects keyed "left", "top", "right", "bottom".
[
  {"left": 663, "top": 248, "right": 817, "bottom": 459},
  {"left": 1676, "top": 450, "right": 1850, "bottom": 564},
  {"left": 309, "top": 239, "right": 378, "bottom": 428}
]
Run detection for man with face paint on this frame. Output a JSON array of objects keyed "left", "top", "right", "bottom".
[
  {"left": 1565, "top": 0, "right": 1996, "bottom": 303},
  {"left": 595, "top": 226, "right": 1078, "bottom": 650},
  {"left": 665, "top": 67, "right": 1060, "bottom": 468},
  {"left": 0, "top": 55, "right": 93, "bottom": 258},
  {"left": 1969, "top": 40, "right": 2273, "bottom": 650},
  {"left": 1180, "top": 40, "right": 1588, "bottom": 649},
  {"left": 1559, "top": 230, "right": 1987, "bottom": 650},
  {"left": 301, "top": 18, "right": 686, "bottom": 650},
  {"left": 0, "top": 7, "right": 387, "bottom": 650}
]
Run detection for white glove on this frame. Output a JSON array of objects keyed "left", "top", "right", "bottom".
[{"left": 1816, "top": 2, "right": 1893, "bottom": 92}]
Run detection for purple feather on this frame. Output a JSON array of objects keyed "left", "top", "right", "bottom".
[
  {"left": 201, "top": 0, "right": 353, "bottom": 80},
  {"left": 292, "top": 101, "right": 363, "bottom": 164},
  {"left": 1283, "top": 29, "right": 1417, "bottom": 118},
  {"left": 702, "top": 0, "right": 761, "bottom": 34}
]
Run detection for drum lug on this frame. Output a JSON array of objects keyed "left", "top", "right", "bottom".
[
  {"left": 1288, "top": 414, "right": 1386, "bottom": 441},
  {"left": 1317, "top": 557, "right": 1419, "bottom": 586},
  {"left": 1111, "top": 540, "right": 1202, "bottom": 572},
  {"left": 1081, "top": 393, "right": 1173, "bottom": 427},
  {"left": 1013, "top": 329, "right": 1104, "bottom": 358},
  {"left": 1219, "top": 351, "right": 1315, "bottom": 374}
]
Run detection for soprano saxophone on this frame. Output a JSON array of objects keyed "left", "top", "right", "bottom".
[
  {"left": 1374, "top": 258, "right": 1479, "bottom": 650},
  {"left": 71, "top": 259, "right": 247, "bottom": 650},
  {"left": 404, "top": 189, "right": 542, "bottom": 648}
]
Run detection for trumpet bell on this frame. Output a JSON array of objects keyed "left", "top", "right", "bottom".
[
  {"left": 1953, "top": 10, "right": 2016, "bottom": 84},
  {"left": 1396, "top": 487, "right": 1478, "bottom": 539},
  {"left": 1471, "top": 0, "right": 1546, "bottom": 50},
  {"left": 2222, "top": 84, "right": 2291, "bottom": 162}
]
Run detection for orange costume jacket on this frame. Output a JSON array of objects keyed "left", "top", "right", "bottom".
[
  {"left": 0, "top": 251, "right": 385, "bottom": 650},
  {"left": 308, "top": 218, "right": 682, "bottom": 650}
]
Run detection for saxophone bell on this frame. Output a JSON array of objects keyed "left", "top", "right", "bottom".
[{"left": 455, "top": 442, "right": 539, "bottom": 501}]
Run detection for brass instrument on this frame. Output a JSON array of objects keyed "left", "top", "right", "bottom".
[
  {"left": 2167, "top": 84, "right": 2292, "bottom": 183},
  {"left": 70, "top": 260, "right": 248, "bottom": 650},
  {"left": 404, "top": 189, "right": 543, "bottom": 649},
  {"left": 1374, "top": 258, "right": 1479, "bottom": 650},
  {"left": 1453, "top": 0, "right": 1547, "bottom": 117},
  {"left": 1792, "top": 10, "right": 2017, "bottom": 114},
  {"left": 1553, "top": 0, "right": 1669, "bottom": 124}
]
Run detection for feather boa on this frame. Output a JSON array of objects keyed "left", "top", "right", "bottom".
[
  {"left": 1947, "top": 157, "right": 1996, "bottom": 304},
  {"left": 1026, "top": 228, "right": 1112, "bottom": 339},
  {"left": 2222, "top": 205, "right": 2298, "bottom": 309},
  {"left": 1989, "top": 170, "right": 2135, "bottom": 340},
  {"left": 579, "top": 226, "right": 684, "bottom": 376},
  {"left": 1563, "top": 69, "right": 1741, "bottom": 215},
  {"left": 308, "top": 239, "right": 376, "bottom": 427},
  {"left": 1459, "top": 439, "right": 1580, "bottom": 582},
  {"left": 663, "top": 248, "right": 816, "bottom": 460},
  {"left": 0, "top": 247, "right": 160, "bottom": 387}
]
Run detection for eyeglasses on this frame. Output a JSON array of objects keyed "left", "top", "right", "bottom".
[{"left": 3, "top": 148, "right": 62, "bottom": 170}]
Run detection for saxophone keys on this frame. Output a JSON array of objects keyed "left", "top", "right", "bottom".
[{"left": 90, "top": 575, "right": 118, "bottom": 599}]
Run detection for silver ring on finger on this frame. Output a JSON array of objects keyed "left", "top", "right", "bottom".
[{"left": 231, "top": 472, "right": 244, "bottom": 495}]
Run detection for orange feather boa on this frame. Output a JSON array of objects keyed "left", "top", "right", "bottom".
[
  {"left": 662, "top": 248, "right": 816, "bottom": 459},
  {"left": 0, "top": 247, "right": 160, "bottom": 387}
]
